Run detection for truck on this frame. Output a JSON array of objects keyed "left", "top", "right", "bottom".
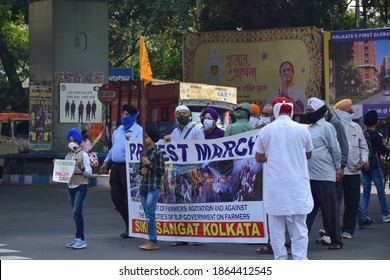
[
  {"left": 0, "top": 113, "right": 30, "bottom": 178},
  {"left": 1, "top": 81, "right": 237, "bottom": 185}
]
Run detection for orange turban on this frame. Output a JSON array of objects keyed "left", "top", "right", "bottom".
[
  {"left": 334, "top": 99, "right": 352, "bottom": 112},
  {"left": 251, "top": 104, "right": 261, "bottom": 117}
]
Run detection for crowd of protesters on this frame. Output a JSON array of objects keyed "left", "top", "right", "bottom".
[{"left": 62, "top": 96, "right": 389, "bottom": 259}]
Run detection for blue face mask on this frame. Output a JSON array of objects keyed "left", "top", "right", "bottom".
[{"left": 122, "top": 111, "right": 139, "bottom": 130}]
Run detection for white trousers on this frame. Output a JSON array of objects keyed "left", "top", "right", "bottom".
[{"left": 268, "top": 214, "right": 309, "bottom": 260}]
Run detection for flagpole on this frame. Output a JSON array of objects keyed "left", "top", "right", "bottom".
[{"left": 139, "top": 35, "right": 152, "bottom": 182}]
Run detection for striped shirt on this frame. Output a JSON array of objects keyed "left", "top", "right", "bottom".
[{"left": 140, "top": 147, "right": 165, "bottom": 192}]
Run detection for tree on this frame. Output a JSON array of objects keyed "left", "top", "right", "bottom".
[{"left": 0, "top": 3, "right": 29, "bottom": 112}]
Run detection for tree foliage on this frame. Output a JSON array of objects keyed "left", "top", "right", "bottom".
[
  {"left": 0, "top": 3, "right": 29, "bottom": 112},
  {"left": 1, "top": 0, "right": 390, "bottom": 111}
]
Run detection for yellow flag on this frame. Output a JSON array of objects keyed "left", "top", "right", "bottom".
[{"left": 139, "top": 36, "right": 153, "bottom": 85}]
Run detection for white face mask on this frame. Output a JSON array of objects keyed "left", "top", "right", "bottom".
[
  {"left": 259, "top": 116, "right": 271, "bottom": 125},
  {"left": 203, "top": 119, "right": 214, "bottom": 130},
  {"left": 68, "top": 142, "right": 79, "bottom": 151},
  {"left": 249, "top": 116, "right": 259, "bottom": 126}
]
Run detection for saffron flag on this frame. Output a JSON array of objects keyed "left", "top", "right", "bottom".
[{"left": 139, "top": 36, "right": 153, "bottom": 85}]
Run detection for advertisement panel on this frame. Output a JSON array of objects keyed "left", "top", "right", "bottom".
[
  {"left": 324, "top": 28, "right": 390, "bottom": 117},
  {"left": 125, "top": 130, "right": 268, "bottom": 243},
  {"left": 183, "top": 27, "right": 323, "bottom": 113},
  {"left": 29, "top": 85, "right": 52, "bottom": 150},
  {"left": 179, "top": 82, "right": 237, "bottom": 105},
  {"left": 59, "top": 83, "right": 103, "bottom": 123}
]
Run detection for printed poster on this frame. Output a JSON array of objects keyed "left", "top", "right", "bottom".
[
  {"left": 59, "top": 83, "right": 103, "bottom": 123},
  {"left": 29, "top": 85, "right": 53, "bottom": 150},
  {"left": 52, "top": 160, "right": 76, "bottom": 183}
]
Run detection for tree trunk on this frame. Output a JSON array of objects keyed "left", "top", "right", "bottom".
[{"left": 0, "top": 34, "right": 25, "bottom": 99}]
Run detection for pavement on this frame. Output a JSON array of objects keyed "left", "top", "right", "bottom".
[{"left": 1, "top": 182, "right": 390, "bottom": 260}]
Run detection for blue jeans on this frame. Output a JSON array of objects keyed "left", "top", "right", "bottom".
[
  {"left": 361, "top": 168, "right": 389, "bottom": 219},
  {"left": 140, "top": 189, "right": 161, "bottom": 244},
  {"left": 68, "top": 185, "right": 88, "bottom": 240}
]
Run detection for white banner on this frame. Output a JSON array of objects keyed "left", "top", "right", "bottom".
[
  {"left": 125, "top": 130, "right": 268, "bottom": 243},
  {"left": 127, "top": 130, "right": 259, "bottom": 164}
]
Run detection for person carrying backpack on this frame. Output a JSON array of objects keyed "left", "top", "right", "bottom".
[{"left": 361, "top": 110, "right": 390, "bottom": 223}]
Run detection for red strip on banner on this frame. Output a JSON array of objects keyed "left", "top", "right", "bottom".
[{"left": 132, "top": 220, "right": 265, "bottom": 238}]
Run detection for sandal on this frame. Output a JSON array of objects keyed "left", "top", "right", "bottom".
[
  {"left": 256, "top": 244, "right": 273, "bottom": 254},
  {"left": 170, "top": 241, "right": 189, "bottom": 246}
]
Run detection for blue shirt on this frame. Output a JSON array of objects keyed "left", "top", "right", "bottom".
[
  {"left": 104, "top": 123, "right": 143, "bottom": 163},
  {"left": 308, "top": 118, "right": 341, "bottom": 182}
]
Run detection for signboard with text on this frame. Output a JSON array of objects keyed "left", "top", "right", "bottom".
[{"left": 59, "top": 83, "right": 103, "bottom": 123}]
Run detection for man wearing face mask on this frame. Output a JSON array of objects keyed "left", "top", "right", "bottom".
[
  {"left": 260, "top": 104, "right": 273, "bottom": 125},
  {"left": 164, "top": 105, "right": 204, "bottom": 246},
  {"left": 305, "top": 98, "right": 343, "bottom": 250},
  {"left": 249, "top": 104, "right": 261, "bottom": 128},
  {"left": 99, "top": 104, "right": 142, "bottom": 239},
  {"left": 64, "top": 128, "right": 92, "bottom": 249},
  {"left": 334, "top": 99, "right": 369, "bottom": 239},
  {"left": 225, "top": 102, "right": 254, "bottom": 136},
  {"left": 200, "top": 107, "right": 224, "bottom": 139}
]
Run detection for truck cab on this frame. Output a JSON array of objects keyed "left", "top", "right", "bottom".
[{"left": 0, "top": 113, "right": 30, "bottom": 178}]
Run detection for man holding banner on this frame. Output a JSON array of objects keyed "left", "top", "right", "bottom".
[{"left": 255, "top": 97, "right": 313, "bottom": 260}]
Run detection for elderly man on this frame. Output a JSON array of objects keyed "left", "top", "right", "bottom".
[
  {"left": 334, "top": 99, "right": 369, "bottom": 239},
  {"left": 255, "top": 97, "right": 313, "bottom": 260},
  {"left": 305, "top": 97, "right": 343, "bottom": 250},
  {"left": 99, "top": 104, "right": 142, "bottom": 238}
]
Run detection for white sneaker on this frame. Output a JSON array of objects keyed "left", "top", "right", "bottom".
[
  {"left": 382, "top": 214, "right": 390, "bottom": 223},
  {"left": 342, "top": 232, "right": 352, "bottom": 239}
]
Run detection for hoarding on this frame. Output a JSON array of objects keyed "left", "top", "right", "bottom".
[
  {"left": 183, "top": 27, "right": 323, "bottom": 113},
  {"left": 324, "top": 28, "right": 390, "bottom": 117}
]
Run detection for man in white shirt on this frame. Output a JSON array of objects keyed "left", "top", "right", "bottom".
[{"left": 255, "top": 97, "right": 313, "bottom": 260}]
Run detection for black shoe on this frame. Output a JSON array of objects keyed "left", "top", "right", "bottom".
[
  {"left": 328, "top": 243, "right": 343, "bottom": 250},
  {"left": 120, "top": 231, "right": 131, "bottom": 239},
  {"left": 359, "top": 217, "right": 375, "bottom": 229}
]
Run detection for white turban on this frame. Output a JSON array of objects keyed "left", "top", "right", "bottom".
[
  {"left": 307, "top": 97, "right": 325, "bottom": 111},
  {"left": 175, "top": 105, "right": 190, "bottom": 113}
]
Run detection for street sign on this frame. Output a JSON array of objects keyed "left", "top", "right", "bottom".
[{"left": 98, "top": 84, "right": 116, "bottom": 104}]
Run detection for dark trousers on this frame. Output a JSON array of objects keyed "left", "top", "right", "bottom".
[
  {"left": 341, "top": 174, "right": 361, "bottom": 235},
  {"left": 109, "top": 163, "right": 129, "bottom": 229},
  {"left": 306, "top": 180, "right": 342, "bottom": 245}
]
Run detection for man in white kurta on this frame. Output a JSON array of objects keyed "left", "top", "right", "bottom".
[{"left": 255, "top": 97, "right": 313, "bottom": 260}]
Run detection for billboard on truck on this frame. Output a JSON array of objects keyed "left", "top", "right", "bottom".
[
  {"left": 324, "top": 28, "right": 390, "bottom": 118},
  {"left": 182, "top": 27, "right": 323, "bottom": 113}
]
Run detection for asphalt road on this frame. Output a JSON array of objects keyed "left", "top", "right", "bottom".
[{"left": 1, "top": 183, "right": 390, "bottom": 260}]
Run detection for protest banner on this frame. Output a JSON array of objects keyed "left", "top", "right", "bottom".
[
  {"left": 125, "top": 130, "right": 268, "bottom": 243},
  {"left": 52, "top": 159, "right": 76, "bottom": 183}
]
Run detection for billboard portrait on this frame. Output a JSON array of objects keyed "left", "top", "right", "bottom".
[
  {"left": 183, "top": 27, "right": 323, "bottom": 113},
  {"left": 325, "top": 28, "right": 390, "bottom": 117},
  {"left": 59, "top": 83, "right": 103, "bottom": 123},
  {"left": 125, "top": 130, "right": 268, "bottom": 244}
]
